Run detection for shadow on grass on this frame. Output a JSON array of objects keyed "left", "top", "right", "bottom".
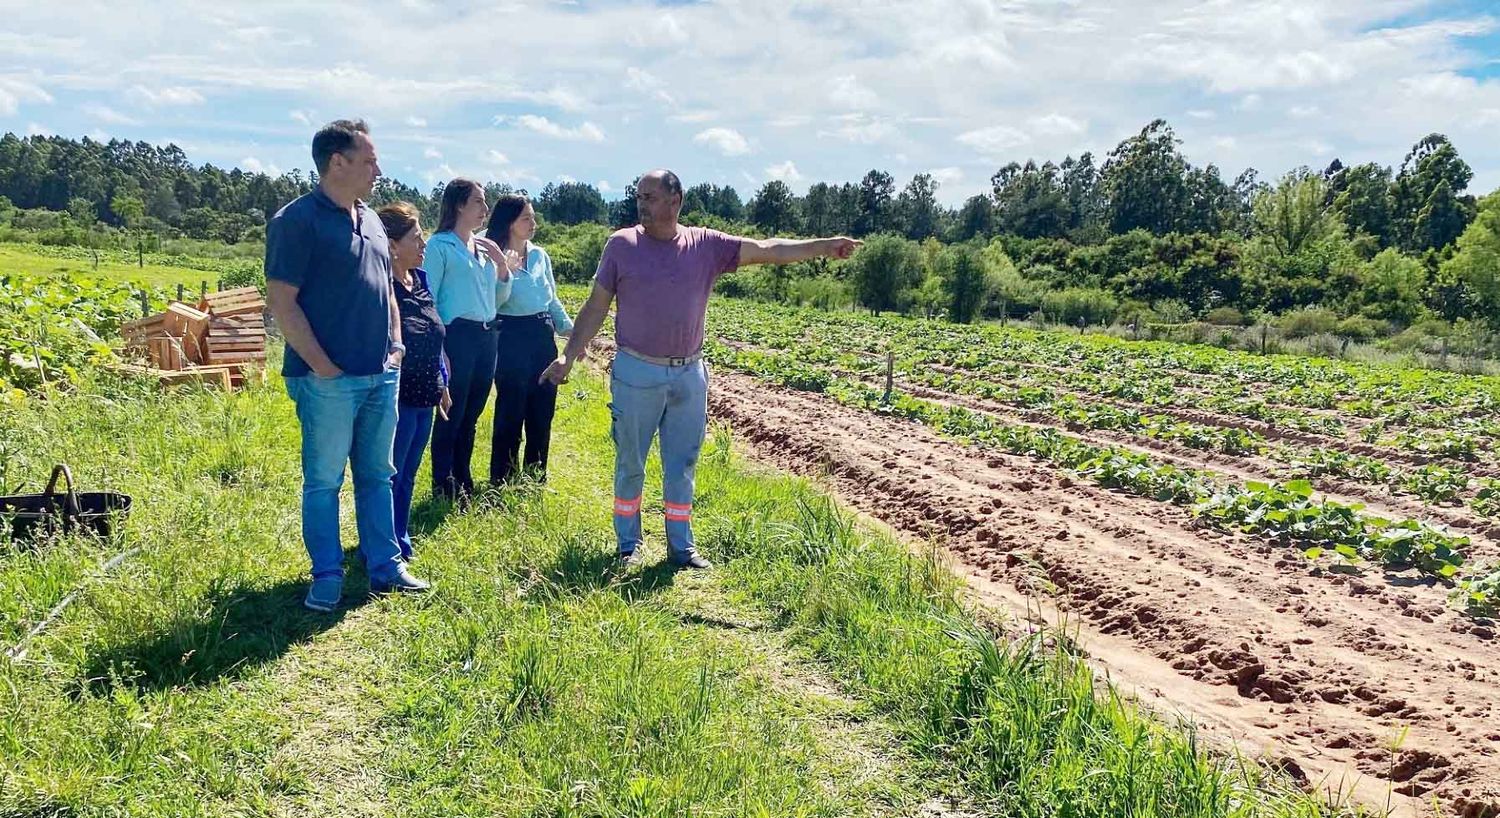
[
  {"left": 79, "top": 573, "right": 373, "bottom": 695},
  {"left": 407, "top": 491, "right": 458, "bottom": 540},
  {"left": 523, "top": 536, "right": 681, "bottom": 603}
]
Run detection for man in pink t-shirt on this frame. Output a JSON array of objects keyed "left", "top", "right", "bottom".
[{"left": 541, "top": 169, "right": 860, "bottom": 568}]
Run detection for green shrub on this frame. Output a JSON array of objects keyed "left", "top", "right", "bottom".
[
  {"left": 1278, "top": 306, "right": 1339, "bottom": 338},
  {"left": 1204, "top": 306, "right": 1248, "bottom": 326},
  {"left": 1040, "top": 287, "right": 1119, "bottom": 326},
  {"left": 1334, "top": 316, "right": 1390, "bottom": 342}
]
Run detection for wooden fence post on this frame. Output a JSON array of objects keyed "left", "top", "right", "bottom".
[
  {"left": 883, "top": 350, "right": 894, "bottom": 404},
  {"left": 176, "top": 283, "right": 185, "bottom": 303},
  {"left": 138, "top": 289, "right": 149, "bottom": 317},
  {"left": 200, "top": 280, "right": 208, "bottom": 301}
]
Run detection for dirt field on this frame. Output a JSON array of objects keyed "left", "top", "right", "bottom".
[{"left": 710, "top": 369, "right": 1500, "bottom": 818}]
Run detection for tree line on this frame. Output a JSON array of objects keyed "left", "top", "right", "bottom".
[{"left": 0, "top": 121, "right": 1495, "bottom": 338}]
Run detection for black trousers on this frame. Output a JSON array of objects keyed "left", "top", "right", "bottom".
[
  {"left": 490, "top": 314, "right": 559, "bottom": 483},
  {"left": 430, "top": 318, "right": 497, "bottom": 496}
]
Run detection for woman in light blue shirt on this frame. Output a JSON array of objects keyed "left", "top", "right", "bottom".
[
  {"left": 487, "top": 194, "right": 573, "bottom": 483},
  {"left": 425, "top": 178, "right": 516, "bottom": 502}
]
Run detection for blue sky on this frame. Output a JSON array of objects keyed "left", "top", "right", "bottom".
[{"left": 1, "top": 0, "right": 1498, "bottom": 206}]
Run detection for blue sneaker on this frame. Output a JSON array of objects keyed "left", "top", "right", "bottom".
[
  {"left": 304, "top": 577, "right": 343, "bottom": 612},
  {"left": 370, "top": 566, "right": 431, "bottom": 596}
]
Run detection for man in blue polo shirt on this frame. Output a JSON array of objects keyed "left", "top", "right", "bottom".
[{"left": 266, "top": 119, "right": 431, "bottom": 611}]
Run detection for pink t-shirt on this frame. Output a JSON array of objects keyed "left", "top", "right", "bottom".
[{"left": 594, "top": 225, "right": 742, "bottom": 358}]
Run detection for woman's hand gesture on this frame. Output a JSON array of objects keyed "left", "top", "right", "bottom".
[{"left": 474, "top": 236, "right": 521, "bottom": 280}]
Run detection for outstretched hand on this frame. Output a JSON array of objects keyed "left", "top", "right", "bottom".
[{"left": 826, "top": 237, "right": 862, "bottom": 260}]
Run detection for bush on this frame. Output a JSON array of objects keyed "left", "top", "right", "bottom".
[
  {"left": 1204, "top": 306, "right": 1248, "bottom": 326},
  {"left": 1334, "top": 316, "right": 1390, "bottom": 342},
  {"left": 1150, "top": 298, "right": 1194, "bottom": 324},
  {"left": 786, "top": 276, "right": 852, "bottom": 310},
  {"left": 1040, "top": 287, "right": 1119, "bottom": 326},
  {"left": 1278, "top": 306, "right": 1339, "bottom": 339},
  {"left": 1384, "top": 319, "right": 1450, "bottom": 353}
]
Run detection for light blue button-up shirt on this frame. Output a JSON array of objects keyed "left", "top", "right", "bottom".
[
  {"left": 424, "top": 230, "right": 512, "bottom": 324},
  {"left": 496, "top": 241, "right": 574, "bottom": 334}
]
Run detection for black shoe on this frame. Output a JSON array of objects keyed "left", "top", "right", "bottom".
[
  {"left": 618, "top": 550, "right": 643, "bottom": 567},
  {"left": 668, "top": 552, "right": 712, "bottom": 570}
]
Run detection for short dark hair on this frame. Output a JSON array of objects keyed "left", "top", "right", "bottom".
[
  {"left": 437, "top": 178, "right": 484, "bottom": 233},
  {"left": 312, "top": 119, "right": 369, "bottom": 175},
  {"left": 485, "top": 194, "right": 530, "bottom": 250}
]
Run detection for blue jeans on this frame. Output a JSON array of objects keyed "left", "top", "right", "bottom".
[
  {"left": 285, "top": 369, "right": 403, "bottom": 583},
  {"left": 609, "top": 351, "right": 709, "bottom": 558},
  {"left": 393, "top": 403, "right": 435, "bottom": 561}
]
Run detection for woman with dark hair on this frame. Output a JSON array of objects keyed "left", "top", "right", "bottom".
[
  {"left": 424, "top": 179, "right": 517, "bottom": 502},
  {"left": 487, "top": 194, "right": 573, "bottom": 483},
  {"left": 378, "top": 201, "right": 450, "bottom": 559}
]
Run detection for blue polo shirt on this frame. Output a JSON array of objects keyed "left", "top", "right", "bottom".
[{"left": 265, "top": 187, "right": 392, "bottom": 377}]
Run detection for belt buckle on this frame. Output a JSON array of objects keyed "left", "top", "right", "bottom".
[{"left": 668, "top": 356, "right": 686, "bottom": 367}]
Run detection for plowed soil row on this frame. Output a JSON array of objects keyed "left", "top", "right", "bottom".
[{"left": 708, "top": 369, "right": 1500, "bottom": 818}]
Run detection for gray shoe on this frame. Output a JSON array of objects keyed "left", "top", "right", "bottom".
[
  {"left": 304, "top": 577, "right": 343, "bottom": 612},
  {"left": 370, "top": 566, "right": 432, "bottom": 595},
  {"left": 668, "top": 552, "right": 712, "bottom": 570},
  {"left": 618, "top": 549, "right": 643, "bottom": 567}
]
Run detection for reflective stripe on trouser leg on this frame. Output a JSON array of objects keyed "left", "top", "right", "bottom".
[
  {"left": 610, "top": 354, "right": 668, "bottom": 554},
  {"left": 661, "top": 360, "right": 708, "bottom": 558}
]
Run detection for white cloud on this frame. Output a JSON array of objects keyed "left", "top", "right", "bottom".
[
  {"left": 25, "top": 122, "right": 49, "bottom": 136},
  {"left": 625, "top": 67, "right": 675, "bottom": 106},
  {"left": 240, "top": 156, "right": 282, "bottom": 176},
  {"left": 930, "top": 166, "right": 964, "bottom": 188},
  {"left": 6, "top": 0, "right": 1500, "bottom": 202},
  {"left": 693, "top": 127, "right": 751, "bottom": 156},
  {"left": 125, "top": 85, "right": 204, "bottom": 106},
  {"left": 515, "top": 86, "right": 587, "bottom": 112},
  {"left": 405, "top": 115, "right": 427, "bottom": 127},
  {"left": 81, "top": 103, "right": 139, "bottom": 125},
  {"left": 485, "top": 149, "right": 510, "bottom": 165},
  {"left": 818, "top": 114, "right": 898, "bottom": 144},
  {"left": 423, "top": 145, "right": 443, "bottom": 159},
  {"left": 765, "top": 160, "right": 802, "bottom": 183},
  {"left": 956, "top": 125, "right": 1030, "bottom": 157},
  {"left": 1288, "top": 104, "right": 1320, "bottom": 118},
  {"left": 1030, "top": 113, "right": 1086, "bottom": 136},
  {"left": 499, "top": 114, "right": 605, "bottom": 143},
  {"left": 829, "top": 74, "right": 879, "bottom": 110},
  {"left": 0, "top": 78, "right": 53, "bottom": 115}
]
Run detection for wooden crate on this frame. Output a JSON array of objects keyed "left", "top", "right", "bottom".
[
  {"left": 146, "top": 336, "right": 183, "bottom": 371},
  {"left": 199, "top": 287, "right": 265, "bottom": 319}
]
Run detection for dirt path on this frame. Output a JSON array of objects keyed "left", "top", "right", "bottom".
[{"left": 709, "top": 370, "right": 1500, "bottom": 818}]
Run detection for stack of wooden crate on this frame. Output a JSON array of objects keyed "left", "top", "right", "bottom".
[{"left": 116, "top": 286, "right": 267, "bottom": 390}]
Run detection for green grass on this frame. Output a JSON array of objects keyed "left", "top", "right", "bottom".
[
  {"left": 0, "top": 364, "right": 1355, "bottom": 817},
  {"left": 0, "top": 242, "right": 248, "bottom": 292}
]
